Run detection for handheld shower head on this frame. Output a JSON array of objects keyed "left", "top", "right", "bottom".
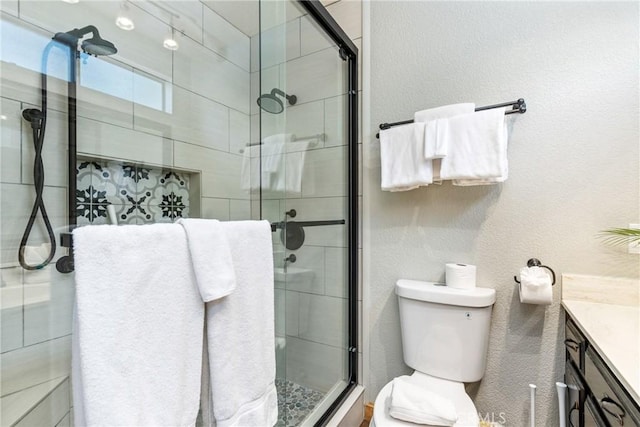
[
  {"left": 257, "top": 88, "right": 297, "bottom": 114},
  {"left": 22, "top": 108, "right": 45, "bottom": 130}
]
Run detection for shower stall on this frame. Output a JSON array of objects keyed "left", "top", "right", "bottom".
[{"left": 0, "top": 0, "right": 358, "bottom": 425}]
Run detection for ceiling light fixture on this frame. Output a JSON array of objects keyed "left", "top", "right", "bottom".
[
  {"left": 163, "top": 31, "right": 179, "bottom": 51},
  {"left": 115, "top": 2, "right": 135, "bottom": 31}
]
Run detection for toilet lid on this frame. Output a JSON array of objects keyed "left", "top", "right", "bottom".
[{"left": 373, "top": 372, "right": 480, "bottom": 427}]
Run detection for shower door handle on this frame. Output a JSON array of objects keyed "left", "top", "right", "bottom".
[
  {"left": 290, "top": 220, "right": 345, "bottom": 227},
  {"left": 270, "top": 219, "right": 345, "bottom": 232}
]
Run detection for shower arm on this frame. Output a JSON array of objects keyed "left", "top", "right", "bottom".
[{"left": 271, "top": 88, "right": 296, "bottom": 104}]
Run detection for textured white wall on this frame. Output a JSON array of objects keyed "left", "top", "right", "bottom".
[{"left": 363, "top": 1, "right": 639, "bottom": 425}]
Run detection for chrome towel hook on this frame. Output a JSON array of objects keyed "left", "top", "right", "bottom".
[{"left": 514, "top": 258, "right": 556, "bottom": 286}]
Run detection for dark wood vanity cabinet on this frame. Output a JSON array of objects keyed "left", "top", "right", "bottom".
[{"left": 564, "top": 315, "right": 640, "bottom": 427}]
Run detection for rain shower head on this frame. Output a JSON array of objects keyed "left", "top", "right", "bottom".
[
  {"left": 81, "top": 37, "right": 117, "bottom": 56},
  {"left": 257, "top": 88, "right": 297, "bottom": 114},
  {"left": 53, "top": 25, "right": 118, "bottom": 56}
]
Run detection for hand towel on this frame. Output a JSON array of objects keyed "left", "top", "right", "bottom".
[
  {"left": 439, "top": 108, "right": 508, "bottom": 184},
  {"left": 204, "top": 220, "right": 277, "bottom": 427},
  {"left": 415, "top": 103, "right": 475, "bottom": 159},
  {"left": 177, "top": 218, "right": 236, "bottom": 302},
  {"left": 380, "top": 122, "right": 432, "bottom": 191},
  {"left": 72, "top": 224, "right": 203, "bottom": 427},
  {"left": 389, "top": 376, "right": 458, "bottom": 426}
]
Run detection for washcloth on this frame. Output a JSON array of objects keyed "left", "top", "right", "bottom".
[
  {"left": 415, "top": 103, "right": 475, "bottom": 159},
  {"left": 72, "top": 224, "right": 203, "bottom": 426},
  {"left": 438, "top": 108, "right": 508, "bottom": 184},
  {"left": 389, "top": 376, "right": 458, "bottom": 426},
  {"left": 205, "top": 220, "right": 277, "bottom": 427},
  {"left": 380, "top": 122, "right": 432, "bottom": 191},
  {"left": 177, "top": 218, "right": 236, "bottom": 302}
]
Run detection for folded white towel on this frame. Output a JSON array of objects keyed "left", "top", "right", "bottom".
[
  {"left": 389, "top": 376, "right": 458, "bottom": 426},
  {"left": 72, "top": 224, "right": 203, "bottom": 426},
  {"left": 380, "top": 122, "right": 432, "bottom": 191},
  {"left": 177, "top": 218, "right": 236, "bottom": 302},
  {"left": 205, "top": 220, "right": 277, "bottom": 427},
  {"left": 439, "top": 108, "right": 508, "bottom": 184},
  {"left": 415, "top": 103, "right": 475, "bottom": 159}
]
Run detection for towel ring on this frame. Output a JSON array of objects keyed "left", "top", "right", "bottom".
[{"left": 513, "top": 258, "right": 556, "bottom": 286}]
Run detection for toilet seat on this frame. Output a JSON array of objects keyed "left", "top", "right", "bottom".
[{"left": 372, "top": 372, "right": 480, "bottom": 427}]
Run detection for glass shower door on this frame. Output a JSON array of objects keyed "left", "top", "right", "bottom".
[{"left": 258, "top": 1, "right": 356, "bottom": 424}]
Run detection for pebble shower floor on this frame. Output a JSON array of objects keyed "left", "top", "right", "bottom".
[{"left": 276, "top": 378, "right": 325, "bottom": 426}]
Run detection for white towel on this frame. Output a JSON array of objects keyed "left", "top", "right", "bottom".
[
  {"left": 414, "top": 103, "right": 476, "bottom": 123},
  {"left": 389, "top": 376, "right": 458, "bottom": 426},
  {"left": 72, "top": 224, "right": 204, "bottom": 427},
  {"left": 438, "top": 108, "right": 508, "bottom": 184},
  {"left": 240, "top": 144, "right": 262, "bottom": 191},
  {"left": 241, "top": 134, "right": 293, "bottom": 192},
  {"left": 415, "top": 103, "right": 475, "bottom": 159},
  {"left": 380, "top": 122, "right": 432, "bottom": 191},
  {"left": 177, "top": 218, "right": 236, "bottom": 302},
  {"left": 279, "top": 139, "right": 313, "bottom": 194},
  {"left": 204, "top": 220, "right": 277, "bottom": 427},
  {"left": 262, "top": 134, "right": 291, "bottom": 174}
]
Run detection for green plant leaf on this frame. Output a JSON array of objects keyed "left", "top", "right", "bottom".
[{"left": 599, "top": 228, "right": 640, "bottom": 246}]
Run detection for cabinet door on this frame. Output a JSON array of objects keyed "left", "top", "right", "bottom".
[
  {"left": 585, "top": 396, "right": 608, "bottom": 427},
  {"left": 565, "top": 362, "right": 585, "bottom": 427}
]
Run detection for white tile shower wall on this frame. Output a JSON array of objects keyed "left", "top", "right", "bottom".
[
  {"left": 174, "top": 35, "right": 250, "bottom": 115},
  {"left": 1, "top": 1, "right": 252, "bottom": 423}
]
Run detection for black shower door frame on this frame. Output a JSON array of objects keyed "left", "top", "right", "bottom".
[{"left": 295, "top": 1, "right": 359, "bottom": 425}]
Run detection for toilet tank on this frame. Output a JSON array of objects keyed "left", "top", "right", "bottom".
[{"left": 396, "top": 280, "right": 496, "bottom": 383}]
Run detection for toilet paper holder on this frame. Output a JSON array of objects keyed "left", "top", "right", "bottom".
[{"left": 513, "top": 258, "right": 556, "bottom": 286}]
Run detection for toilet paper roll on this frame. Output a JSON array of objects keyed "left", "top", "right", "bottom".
[
  {"left": 446, "top": 263, "right": 476, "bottom": 289},
  {"left": 518, "top": 267, "right": 553, "bottom": 305}
]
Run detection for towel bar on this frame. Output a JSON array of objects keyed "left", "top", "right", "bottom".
[
  {"left": 375, "top": 98, "right": 526, "bottom": 138},
  {"left": 239, "top": 133, "right": 324, "bottom": 153}
]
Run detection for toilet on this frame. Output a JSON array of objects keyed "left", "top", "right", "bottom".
[{"left": 371, "top": 280, "right": 496, "bottom": 427}]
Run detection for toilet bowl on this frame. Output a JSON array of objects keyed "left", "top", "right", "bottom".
[
  {"left": 371, "top": 372, "right": 479, "bottom": 427},
  {"left": 371, "top": 280, "right": 496, "bottom": 427}
]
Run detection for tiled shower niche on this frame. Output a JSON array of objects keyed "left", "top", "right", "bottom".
[{"left": 76, "top": 159, "right": 199, "bottom": 225}]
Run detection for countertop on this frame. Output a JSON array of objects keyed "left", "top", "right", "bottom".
[{"left": 562, "top": 274, "right": 640, "bottom": 405}]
